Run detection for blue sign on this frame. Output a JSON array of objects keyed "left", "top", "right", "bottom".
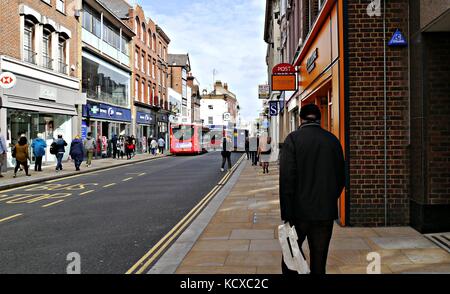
[
  {"left": 269, "top": 101, "right": 279, "bottom": 117},
  {"left": 136, "top": 111, "right": 155, "bottom": 125},
  {"left": 81, "top": 121, "right": 88, "bottom": 140},
  {"left": 388, "top": 29, "right": 408, "bottom": 47},
  {"left": 83, "top": 102, "right": 132, "bottom": 122}
]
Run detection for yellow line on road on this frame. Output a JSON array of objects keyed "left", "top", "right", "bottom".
[
  {"left": 126, "top": 154, "right": 245, "bottom": 274},
  {"left": 103, "top": 183, "right": 117, "bottom": 188},
  {"left": 0, "top": 213, "right": 23, "bottom": 223},
  {"left": 79, "top": 190, "right": 95, "bottom": 196},
  {"left": 0, "top": 184, "right": 38, "bottom": 194},
  {"left": 42, "top": 200, "right": 65, "bottom": 208},
  {"left": 122, "top": 177, "right": 133, "bottom": 182}
]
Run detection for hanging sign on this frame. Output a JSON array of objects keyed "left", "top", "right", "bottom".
[
  {"left": 272, "top": 63, "right": 297, "bottom": 92},
  {"left": 388, "top": 29, "right": 408, "bottom": 47},
  {"left": 269, "top": 101, "right": 279, "bottom": 117}
]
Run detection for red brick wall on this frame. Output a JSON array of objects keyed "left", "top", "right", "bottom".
[
  {"left": 0, "top": 0, "right": 80, "bottom": 78},
  {"left": 425, "top": 33, "right": 450, "bottom": 205},
  {"left": 347, "top": 0, "right": 410, "bottom": 226}
]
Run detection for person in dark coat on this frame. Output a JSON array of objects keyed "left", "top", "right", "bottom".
[
  {"left": 279, "top": 104, "right": 345, "bottom": 275},
  {"left": 53, "top": 135, "right": 68, "bottom": 171},
  {"left": 69, "top": 136, "right": 84, "bottom": 171},
  {"left": 111, "top": 134, "right": 118, "bottom": 159}
]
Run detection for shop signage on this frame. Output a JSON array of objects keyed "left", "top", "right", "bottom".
[
  {"left": 83, "top": 102, "right": 132, "bottom": 122},
  {"left": 81, "top": 121, "right": 88, "bottom": 140},
  {"left": 306, "top": 48, "right": 318, "bottom": 73},
  {"left": 158, "top": 114, "right": 168, "bottom": 123},
  {"left": 258, "top": 84, "right": 270, "bottom": 99},
  {"left": 269, "top": 101, "right": 279, "bottom": 117},
  {"left": 40, "top": 85, "right": 57, "bottom": 101},
  {"left": 223, "top": 112, "right": 231, "bottom": 122},
  {"left": 0, "top": 72, "right": 17, "bottom": 89},
  {"left": 272, "top": 63, "right": 297, "bottom": 92},
  {"left": 388, "top": 29, "right": 408, "bottom": 47},
  {"left": 136, "top": 111, "right": 155, "bottom": 125}
]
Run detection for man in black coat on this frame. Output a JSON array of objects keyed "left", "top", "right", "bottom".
[{"left": 280, "top": 104, "right": 345, "bottom": 274}]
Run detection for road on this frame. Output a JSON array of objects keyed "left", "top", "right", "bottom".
[{"left": 0, "top": 152, "right": 242, "bottom": 274}]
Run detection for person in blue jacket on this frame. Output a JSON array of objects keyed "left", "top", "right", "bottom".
[
  {"left": 69, "top": 135, "right": 84, "bottom": 171},
  {"left": 31, "top": 134, "right": 47, "bottom": 172}
]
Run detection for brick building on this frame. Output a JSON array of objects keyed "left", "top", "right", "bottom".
[
  {"left": 168, "top": 54, "right": 192, "bottom": 124},
  {"left": 104, "top": 1, "right": 171, "bottom": 151},
  {"left": 264, "top": 0, "right": 450, "bottom": 232},
  {"left": 0, "top": 0, "right": 84, "bottom": 166}
]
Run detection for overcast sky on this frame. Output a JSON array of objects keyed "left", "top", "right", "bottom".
[{"left": 137, "top": 0, "right": 267, "bottom": 122}]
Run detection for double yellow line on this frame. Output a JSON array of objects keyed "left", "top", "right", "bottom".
[{"left": 126, "top": 154, "right": 245, "bottom": 274}]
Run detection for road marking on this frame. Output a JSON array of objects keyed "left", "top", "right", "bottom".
[
  {"left": 0, "top": 213, "right": 23, "bottom": 223},
  {"left": 126, "top": 154, "right": 245, "bottom": 274},
  {"left": 103, "top": 183, "right": 117, "bottom": 188},
  {"left": 0, "top": 184, "right": 38, "bottom": 194},
  {"left": 138, "top": 173, "right": 147, "bottom": 177},
  {"left": 44, "top": 156, "right": 169, "bottom": 184},
  {"left": 79, "top": 190, "right": 95, "bottom": 196},
  {"left": 42, "top": 200, "right": 65, "bottom": 208},
  {"left": 122, "top": 177, "right": 133, "bottom": 182}
]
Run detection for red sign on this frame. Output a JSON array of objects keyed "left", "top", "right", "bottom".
[
  {"left": 0, "top": 72, "right": 17, "bottom": 89},
  {"left": 272, "top": 63, "right": 296, "bottom": 75}
]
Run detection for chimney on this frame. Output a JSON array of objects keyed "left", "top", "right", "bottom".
[{"left": 224, "top": 83, "right": 228, "bottom": 90}]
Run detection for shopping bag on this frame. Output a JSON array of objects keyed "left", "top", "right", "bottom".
[{"left": 278, "top": 223, "right": 311, "bottom": 274}]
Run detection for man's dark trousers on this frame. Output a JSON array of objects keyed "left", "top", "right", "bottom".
[{"left": 281, "top": 220, "right": 334, "bottom": 275}]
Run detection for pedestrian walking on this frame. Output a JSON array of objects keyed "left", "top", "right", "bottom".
[
  {"left": 117, "top": 136, "right": 125, "bottom": 159},
  {"left": 31, "top": 134, "right": 47, "bottom": 172},
  {"left": 131, "top": 135, "right": 136, "bottom": 157},
  {"left": 150, "top": 138, "right": 158, "bottom": 156},
  {"left": 83, "top": 133, "right": 96, "bottom": 168},
  {"left": 245, "top": 137, "right": 250, "bottom": 160},
  {"left": 279, "top": 104, "right": 345, "bottom": 275},
  {"left": 13, "top": 136, "right": 31, "bottom": 178},
  {"left": 220, "top": 136, "right": 232, "bottom": 172},
  {"left": 52, "top": 135, "right": 67, "bottom": 172},
  {"left": 0, "top": 128, "right": 8, "bottom": 178},
  {"left": 125, "top": 136, "right": 133, "bottom": 160},
  {"left": 258, "top": 137, "right": 272, "bottom": 174},
  {"left": 158, "top": 137, "right": 165, "bottom": 155},
  {"left": 147, "top": 136, "right": 153, "bottom": 154},
  {"left": 69, "top": 136, "right": 84, "bottom": 171},
  {"left": 250, "top": 136, "right": 260, "bottom": 166},
  {"left": 111, "top": 134, "right": 118, "bottom": 159}
]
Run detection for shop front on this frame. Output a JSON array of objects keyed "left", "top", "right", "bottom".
[
  {"left": 292, "top": 1, "right": 346, "bottom": 225},
  {"left": 135, "top": 107, "right": 156, "bottom": 153},
  {"left": 157, "top": 112, "right": 169, "bottom": 151},
  {"left": 82, "top": 101, "right": 132, "bottom": 156},
  {"left": 0, "top": 56, "right": 81, "bottom": 167}
]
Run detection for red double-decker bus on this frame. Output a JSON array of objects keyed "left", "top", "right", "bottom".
[{"left": 170, "top": 124, "right": 209, "bottom": 155}]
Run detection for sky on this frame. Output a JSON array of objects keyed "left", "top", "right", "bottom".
[{"left": 136, "top": 0, "right": 267, "bottom": 122}]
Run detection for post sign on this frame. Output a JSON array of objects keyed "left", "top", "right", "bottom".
[
  {"left": 271, "top": 63, "right": 297, "bottom": 92},
  {"left": 388, "top": 29, "right": 408, "bottom": 47},
  {"left": 0, "top": 72, "right": 17, "bottom": 89}
]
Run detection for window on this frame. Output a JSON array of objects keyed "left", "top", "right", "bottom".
[
  {"left": 42, "top": 28, "right": 52, "bottom": 69},
  {"left": 141, "top": 23, "right": 145, "bottom": 42},
  {"left": 56, "top": 0, "right": 65, "bottom": 13},
  {"left": 208, "top": 105, "right": 213, "bottom": 110},
  {"left": 148, "top": 30, "right": 152, "bottom": 48},
  {"left": 103, "top": 20, "right": 120, "bottom": 49},
  {"left": 58, "top": 38, "right": 67, "bottom": 74},
  {"left": 23, "top": 19, "right": 36, "bottom": 64},
  {"left": 147, "top": 84, "right": 151, "bottom": 104},
  {"left": 135, "top": 50, "right": 139, "bottom": 68},
  {"left": 152, "top": 62, "right": 155, "bottom": 78},
  {"left": 135, "top": 79, "right": 139, "bottom": 100},
  {"left": 121, "top": 36, "right": 129, "bottom": 55},
  {"left": 208, "top": 117, "right": 213, "bottom": 125},
  {"left": 82, "top": 56, "right": 130, "bottom": 107},
  {"left": 141, "top": 81, "right": 145, "bottom": 102},
  {"left": 152, "top": 88, "right": 155, "bottom": 105},
  {"left": 41, "top": 0, "right": 51, "bottom": 4},
  {"left": 152, "top": 34, "right": 156, "bottom": 52},
  {"left": 147, "top": 58, "right": 151, "bottom": 75},
  {"left": 82, "top": 4, "right": 101, "bottom": 37},
  {"left": 141, "top": 54, "right": 145, "bottom": 72}
]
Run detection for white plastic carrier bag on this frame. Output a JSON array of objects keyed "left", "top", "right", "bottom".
[{"left": 278, "top": 223, "right": 311, "bottom": 274}]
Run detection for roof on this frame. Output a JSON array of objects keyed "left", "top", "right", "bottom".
[
  {"left": 98, "top": 0, "right": 131, "bottom": 19},
  {"left": 168, "top": 54, "right": 191, "bottom": 70}
]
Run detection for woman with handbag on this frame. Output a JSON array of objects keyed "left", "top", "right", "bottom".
[{"left": 258, "top": 137, "right": 272, "bottom": 174}]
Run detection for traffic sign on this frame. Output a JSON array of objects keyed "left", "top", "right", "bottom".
[
  {"left": 223, "top": 113, "right": 231, "bottom": 122},
  {"left": 0, "top": 72, "right": 17, "bottom": 89},
  {"left": 388, "top": 29, "right": 408, "bottom": 47}
]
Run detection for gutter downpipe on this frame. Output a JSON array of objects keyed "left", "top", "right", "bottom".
[{"left": 383, "top": 0, "right": 388, "bottom": 227}]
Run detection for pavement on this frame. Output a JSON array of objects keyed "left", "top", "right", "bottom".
[
  {"left": 151, "top": 159, "right": 450, "bottom": 274},
  {"left": 0, "top": 152, "right": 241, "bottom": 274}
]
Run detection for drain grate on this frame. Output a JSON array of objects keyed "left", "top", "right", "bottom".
[{"left": 425, "top": 233, "right": 450, "bottom": 253}]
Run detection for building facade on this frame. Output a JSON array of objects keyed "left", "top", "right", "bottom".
[
  {"left": 168, "top": 54, "right": 192, "bottom": 124},
  {"left": 0, "top": 0, "right": 84, "bottom": 166},
  {"left": 264, "top": 0, "right": 450, "bottom": 232},
  {"left": 80, "top": 0, "right": 134, "bottom": 154}
]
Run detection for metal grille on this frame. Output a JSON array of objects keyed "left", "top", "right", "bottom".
[{"left": 425, "top": 233, "right": 450, "bottom": 253}]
